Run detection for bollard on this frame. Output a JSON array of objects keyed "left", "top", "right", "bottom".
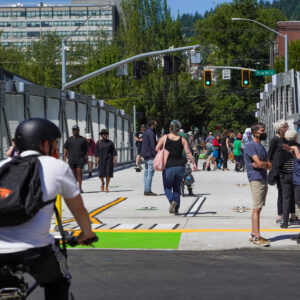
[{"left": 55, "top": 194, "right": 62, "bottom": 230}]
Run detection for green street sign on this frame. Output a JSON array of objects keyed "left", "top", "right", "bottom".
[{"left": 255, "top": 70, "right": 275, "bottom": 76}]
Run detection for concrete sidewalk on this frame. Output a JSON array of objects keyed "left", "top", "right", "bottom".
[{"left": 54, "top": 161, "right": 300, "bottom": 250}]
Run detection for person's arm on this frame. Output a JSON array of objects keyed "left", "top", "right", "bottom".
[
  {"left": 6, "top": 146, "right": 14, "bottom": 157},
  {"left": 111, "top": 142, "right": 117, "bottom": 167},
  {"left": 291, "top": 146, "right": 300, "bottom": 160},
  {"left": 63, "top": 149, "right": 68, "bottom": 162},
  {"left": 149, "top": 131, "right": 157, "bottom": 157},
  {"left": 226, "top": 137, "right": 230, "bottom": 152},
  {"left": 182, "top": 138, "right": 197, "bottom": 171},
  {"left": 64, "top": 194, "right": 96, "bottom": 244},
  {"left": 251, "top": 155, "right": 272, "bottom": 170},
  {"left": 63, "top": 140, "right": 69, "bottom": 161},
  {"left": 267, "top": 137, "right": 278, "bottom": 161},
  {"left": 155, "top": 135, "right": 167, "bottom": 152}
]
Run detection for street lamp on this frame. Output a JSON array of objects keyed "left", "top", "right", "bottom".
[
  {"left": 232, "top": 17, "right": 288, "bottom": 73},
  {"left": 62, "top": 15, "right": 93, "bottom": 90}
]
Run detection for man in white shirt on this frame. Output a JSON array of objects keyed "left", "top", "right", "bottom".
[{"left": 0, "top": 118, "right": 96, "bottom": 300}]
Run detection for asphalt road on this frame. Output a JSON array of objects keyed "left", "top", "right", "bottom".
[{"left": 28, "top": 249, "right": 300, "bottom": 300}]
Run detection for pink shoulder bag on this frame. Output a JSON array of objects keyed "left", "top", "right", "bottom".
[{"left": 153, "top": 135, "right": 170, "bottom": 171}]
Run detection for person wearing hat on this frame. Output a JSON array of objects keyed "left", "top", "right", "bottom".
[
  {"left": 95, "top": 129, "right": 117, "bottom": 192},
  {"left": 85, "top": 133, "right": 96, "bottom": 178},
  {"left": 63, "top": 125, "right": 88, "bottom": 193}
]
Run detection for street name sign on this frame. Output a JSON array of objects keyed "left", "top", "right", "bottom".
[
  {"left": 255, "top": 70, "right": 275, "bottom": 76},
  {"left": 222, "top": 69, "right": 231, "bottom": 80}
]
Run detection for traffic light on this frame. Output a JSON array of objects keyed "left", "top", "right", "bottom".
[
  {"left": 242, "top": 69, "right": 250, "bottom": 87},
  {"left": 133, "top": 61, "right": 147, "bottom": 79},
  {"left": 204, "top": 70, "right": 212, "bottom": 87}
]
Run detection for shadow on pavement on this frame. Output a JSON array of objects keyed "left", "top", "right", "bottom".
[{"left": 269, "top": 234, "right": 298, "bottom": 242}]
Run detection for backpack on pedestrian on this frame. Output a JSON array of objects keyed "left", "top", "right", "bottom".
[{"left": 0, "top": 155, "right": 56, "bottom": 227}]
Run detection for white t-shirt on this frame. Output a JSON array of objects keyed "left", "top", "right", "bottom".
[{"left": 0, "top": 150, "right": 80, "bottom": 253}]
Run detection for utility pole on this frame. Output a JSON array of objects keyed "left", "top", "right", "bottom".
[
  {"left": 133, "top": 105, "right": 136, "bottom": 134},
  {"left": 62, "top": 15, "right": 93, "bottom": 89}
]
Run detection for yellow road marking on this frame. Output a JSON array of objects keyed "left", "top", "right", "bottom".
[
  {"left": 58, "top": 228, "right": 300, "bottom": 233},
  {"left": 61, "top": 197, "right": 127, "bottom": 225}
]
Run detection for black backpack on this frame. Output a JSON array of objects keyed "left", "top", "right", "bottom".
[{"left": 0, "top": 155, "right": 55, "bottom": 227}]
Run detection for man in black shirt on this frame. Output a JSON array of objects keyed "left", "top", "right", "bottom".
[
  {"left": 63, "top": 125, "right": 88, "bottom": 193},
  {"left": 134, "top": 124, "right": 145, "bottom": 170}
]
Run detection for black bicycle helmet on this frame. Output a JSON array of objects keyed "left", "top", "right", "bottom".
[{"left": 15, "top": 118, "right": 61, "bottom": 152}]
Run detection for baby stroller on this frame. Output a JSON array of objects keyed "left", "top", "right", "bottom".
[{"left": 181, "top": 163, "right": 195, "bottom": 197}]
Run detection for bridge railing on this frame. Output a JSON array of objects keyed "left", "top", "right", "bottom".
[{"left": 0, "top": 80, "right": 134, "bottom": 163}]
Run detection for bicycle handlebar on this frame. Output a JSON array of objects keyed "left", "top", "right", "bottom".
[{"left": 68, "top": 236, "right": 99, "bottom": 247}]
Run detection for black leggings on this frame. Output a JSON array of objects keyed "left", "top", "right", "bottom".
[
  {"left": 0, "top": 245, "right": 71, "bottom": 300},
  {"left": 222, "top": 150, "right": 228, "bottom": 170}
]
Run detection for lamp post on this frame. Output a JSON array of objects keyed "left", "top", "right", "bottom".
[
  {"left": 62, "top": 15, "right": 93, "bottom": 89},
  {"left": 232, "top": 17, "right": 288, "bottom": 73}
]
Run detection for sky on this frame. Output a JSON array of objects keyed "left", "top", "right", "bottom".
[{"left": 0, "top": 0, "right": 234, "bottom": 16}]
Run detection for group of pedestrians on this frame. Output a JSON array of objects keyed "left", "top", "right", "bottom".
[{"left": 7, "top": 124, "right": 117, "bottom": 193}]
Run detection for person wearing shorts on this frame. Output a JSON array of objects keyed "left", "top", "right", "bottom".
[
  {"left": 244, "top": 122, "right": 272, "bottom": 246},
  {"left": 63, "top": 125, "right": 88, "bottom": 193}
]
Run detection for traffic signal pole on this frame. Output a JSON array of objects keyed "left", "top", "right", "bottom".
[{"left": 63, "top": 45, "right": 200, "bottom": 90}]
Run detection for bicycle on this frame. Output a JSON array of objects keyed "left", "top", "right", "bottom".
[{"left": 0, "top": 234, "right": 98, "bottom": 300}]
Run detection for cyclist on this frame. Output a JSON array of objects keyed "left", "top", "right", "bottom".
[{"left": 0, "top": 118, "right": 96, "bottom": 300}]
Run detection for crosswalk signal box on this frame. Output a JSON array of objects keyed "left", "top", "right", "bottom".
[
  {"left": 204, "top": 70, "right": 212, "bottom": 87},
  {"left": 242, "top": 69, "right": 250, "bottom": 87}
]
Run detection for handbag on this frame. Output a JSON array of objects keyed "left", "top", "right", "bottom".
[{"left": 153, "top": 135, "right": 170, "bottom": 171}]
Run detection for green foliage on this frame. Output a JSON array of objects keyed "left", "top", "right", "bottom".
[{"left": 0, "top": 0, "right": 296, "bottom": 134}]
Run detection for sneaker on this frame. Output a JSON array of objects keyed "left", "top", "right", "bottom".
[
  {"left": 88, "top": 172, "right": 92, "bottom": 178},
  {"left": 169, "top": 201, "right": 176, "bottom": 214},
  {"left": 289, "top": 218, "right": 300, "bottom": 225},
  {"left": 175, "top": 209, "right": 179, "bottom": 215},
  {"left": 280, "top": 222, "right": 289, "bottom": 229},
  {"left": 144, "top": 191, "right": 157, "bottom": 196},
  {"left": 249, "top": 234, "right": 255, "bottom": 243},
  {"left": 276, "top": 218, "right": 283, "bottom": 224},
  {"left": 252, "top": 236, "right": 270, "bottom": 246}
]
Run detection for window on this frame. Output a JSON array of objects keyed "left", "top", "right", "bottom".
[
  {"left": 13, "top": 42, "right": 26, "bottom": 48},
  {"left": 71, "top": 21, "right": 85, "bottom": 27},
  {"left": 41, "top": 11, "right": 52, "bottom": 18},
  {"left": 56, "top": 31, "right": 70, "bottom": 36},
  {"left": 0, "top": 22, "right": 11, "bottom": 27},
  {"left": 41, "top": 31, "right": 52, "bottom": 36},
  {"left": 89, "top": 30, "right": 99, "bottom": 36},
  {"left": 1, "top": 42, "right": 11, "bottom": 47},
  {"left": 53, "top": 11, "right": 70, "bottom": 17},
  {"left": 71, "top": 10, "right": 87, "bottom": 17},
  {"left": 12, "top": 22, "right": 25, "bottom": 28},
  {"left": 26, "top": 11, "right": 40, "bottom": 18},
  {"left": 1, "top": 32, "right": 11, "bottom": 38},
  {"left": 12, "top": 11, "right": 25, "bottom": 17},
  {"left": 53, "top": 21, "right": 70, "bottom": 27},
  {"left": 27, "top": 31, "right": 40, "bottom": 38},
  {"left": 101, "top": 10, "right": 112, "bottom": 16},
  {"left": 100, "top": 20, "right": 112, "bottom": 26},
  {"left": 41, "top": 21, "right": 52, "bottom": 27},
  {"left": 88, "top": 10, "right": 100, "bottom": 16},
  {"left": 0, "top": 11, "right": 11, "bottom": 18},
  {"left": 73, "top": 30, "right": 87, "bottom": 36},
  {"left": 27, "top": 21, "right": 40, "bottom": 28},
  {"left": 88, "top": 20, "right": 100, "bottom": 26},
  {"left": 13, "top": 32, "right": 26, "bottom": 38}
]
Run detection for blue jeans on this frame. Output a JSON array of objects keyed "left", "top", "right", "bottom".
[
  {"left": 144, "top": 158, "right": 155, "bottom": 192},
  {"left": 163, "top": 166, "right": 185, "bottom": 209}
]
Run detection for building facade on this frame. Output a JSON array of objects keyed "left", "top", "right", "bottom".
[
  {"left": 276, "top": 21, "right": 300, "bottom": 57},
  {"left": 0, "top": 3, "right": 116, "bottom": 48}
]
